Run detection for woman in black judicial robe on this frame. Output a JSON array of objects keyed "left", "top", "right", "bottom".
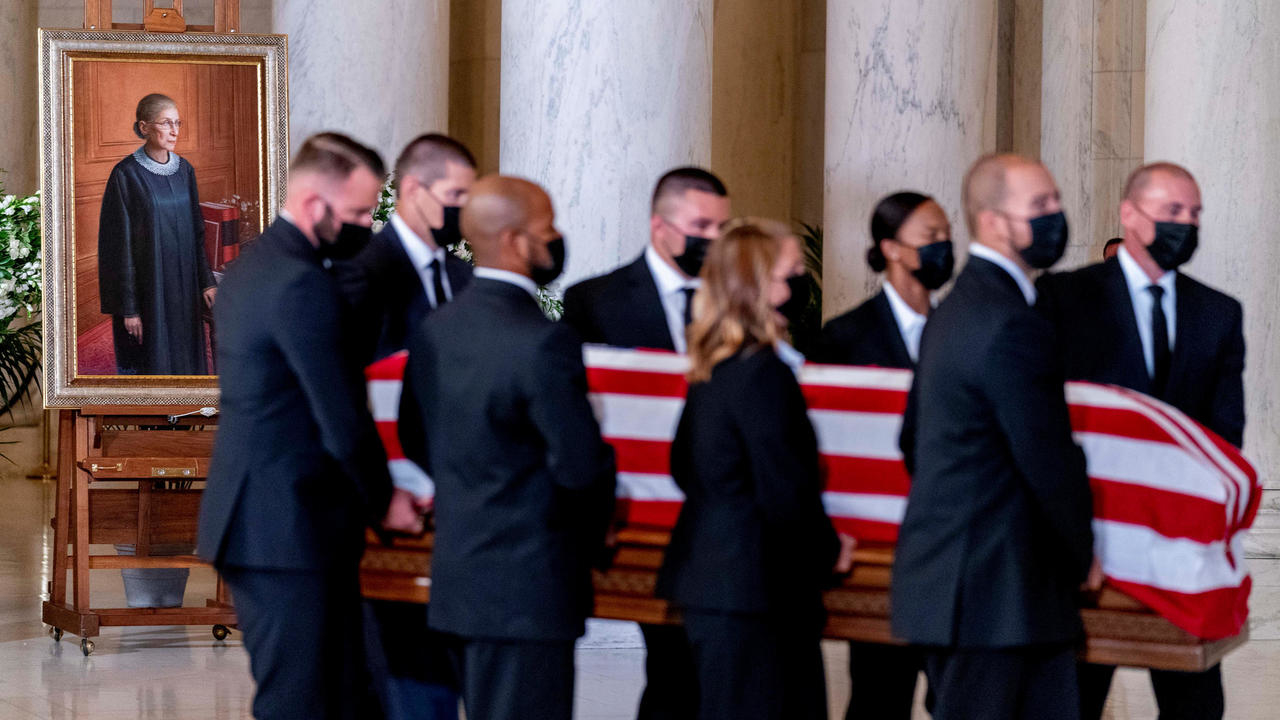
[
  {"left": 98, "top": 93, "right": 217, "bottom": 375},
  {"left": 814, "top": 192, "right": 954, "bottom": 720},
  {"left": 655, "top": 218, "right": 852, "bottom": 720}
]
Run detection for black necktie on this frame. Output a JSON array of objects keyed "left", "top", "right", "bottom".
[
  {"left": 1148, "top": 285, "right": 1170, "bottom": 396},
  {"left": 682, "top": 287, "right": 696, "bottom": 326},
  {"left": 429, "top": 257, "right": 448, "bottom": 309}
]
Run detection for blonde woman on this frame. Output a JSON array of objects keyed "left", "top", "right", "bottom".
[{"left": 655, "top": 218, "right": 855, "bottom": 720}]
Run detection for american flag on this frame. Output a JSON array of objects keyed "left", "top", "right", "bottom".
[{"left": 368, "top": 345, "right": 1260, "bottom": 641}]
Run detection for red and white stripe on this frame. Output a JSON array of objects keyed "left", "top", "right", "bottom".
[{"left": 367, "top": 345, "right": 1260, "bottom": 640}]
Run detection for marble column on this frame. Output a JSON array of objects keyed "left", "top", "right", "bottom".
[
  {"left": 500, "top": 0, "right": 713, "bottom": 287},
  {"left": 1, "top": 0, "right": 38, "bottom": 195},
  {"left": 274, "top": 0, "right": 449, "bottom": 163},
  {"left": 823, "top": 0, "right": 999, "bottom": 318},
  {"left": 1146, "top": 1, "right": 1280, "bottom": 574}
]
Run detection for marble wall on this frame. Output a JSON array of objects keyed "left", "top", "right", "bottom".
[
  {"left": 1145, "top": 0, "right": 1280, "bottom": 567},
  {"left": 0, "top": 0, "right": 38, "bottom": 196},
  {"left": 275, "top": 0, "right": 449, "bottom": 162},
  {"left": 823, "top": 0, "right": 999, "bottom": 318},
  {"left": 499, "top": 0, "right": 713, "bottom": 287}
]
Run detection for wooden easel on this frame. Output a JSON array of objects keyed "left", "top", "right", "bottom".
[{"left": 42, "top": 0, "right": 243, "bottom": 657}]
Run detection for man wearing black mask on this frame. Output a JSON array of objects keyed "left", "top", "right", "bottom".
[
  {"left": 399, "top": 175, "right": 615, "bottom": 720},
  {"left": 198, "top": 132, "right": 421, "bottom": 720},
  {"left": 560, "top": 167, "right": 730, "bottom": 720},
  {"left": 1038, "top": 163, "right": 1244, "bottom": 720}
]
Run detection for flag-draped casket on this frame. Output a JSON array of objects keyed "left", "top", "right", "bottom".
[{"left": 361, "top": 346, "right": 1259, "bottom": 670}]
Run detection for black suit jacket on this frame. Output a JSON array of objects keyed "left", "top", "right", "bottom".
[
  {"left": 398, "top": 277, "right": 617, "bottom": 642},
  {"left": 656, "top": 347, "right": 840, "bottom": 626},
  {"left": 892, "top": 257, "right": 1093, "bottom": 648},
  {"left": 814, "top": 290, "right": 914, "bottom": 369},
  {"left": 561, "top": 254, "right": 676, "bottom": 350},
  {"left": 1037, "top": 257, "right": 1245, "bottom": 447},
  {"left": 198, "top": 218, "right": 393, "bottom": 570},
  {"left": 338, "top": 221, "right": 473, "bottom": 363}
]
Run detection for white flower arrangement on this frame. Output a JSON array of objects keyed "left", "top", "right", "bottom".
[{"left": 0, "top": 188, "right": 42, "bottom": 325}]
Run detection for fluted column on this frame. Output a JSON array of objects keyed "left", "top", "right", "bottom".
[
  {"left": 822, "top": 0, "right": 999, "bottom": 317},
  {"left": 0, "top": 0, "right": 38, "bottom": 195},
  {"left": 500, "top": 0, "right": 714, "bottom": 286},
  {"left": 274, "top": 0, "right": 449, "bottom": 162},
  {"left": 1146, "top": 0, "right": 1280, "bottom": 540}
]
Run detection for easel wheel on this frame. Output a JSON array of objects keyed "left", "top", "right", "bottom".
[
  {"left": 80, "top": 639, "right": 95, "bottom": 656},
  {"left": 212, "top": 624, "right": 231, "bottom": 642},
  {"left": 49, "top": 627, "right": 63, "bottom": 642}
]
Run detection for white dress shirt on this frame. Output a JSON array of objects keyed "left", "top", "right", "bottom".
[
  {"left": 882, "top": 282, "right": 928, "bottom": 363},
  {"left": 390, "top": 213, "right": 453, "bottom": 308},
  {"left": 644, "top": 245, "right": 699, "bottom": 353},
  {"left": 1116, "top": 246, "right": 1177, "bottom": 377},
  {"left": 968, "top": 242, "right": 1037, "bottom": 305},
  {"left": 473, "top": 267, "right": 539, "bottom": 299}
]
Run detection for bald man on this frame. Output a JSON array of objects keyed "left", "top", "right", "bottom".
[
  {"left": 397, "top": 176, "right": 617, "bottom": 720},
  {"left": 1038, "top": 163, "right": 1242, "bottom": 720},
  {"left": 892, "top": 154, "right": 1096, "bottom": 719}
]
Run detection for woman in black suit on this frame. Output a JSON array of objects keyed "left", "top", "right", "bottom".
[
  {"left": 656, "top": 218, "right": 855, "bottom": 720},
  {"left": 815, "top": 192, "right": 953, "bottom": 369},
  {"left": 815, "top": 192, "right": 954, "bottom": 720}
]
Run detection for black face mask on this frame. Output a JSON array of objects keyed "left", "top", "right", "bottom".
[
  {"left": 1019, "top": 211, "right": 1070, "bottom": 269},
  {"left": 316, "top": 204, "right": 373, "bottom": 261},
  {"left": 1147, "top": 222, "right": 1198, "bottom": 270},
  {"left": 430, "top": 205, "right": 464, "bottom": 249},
  {"left": 531, "top": 235, "right": 566, "bottom": 287},
  {"left": 673, "top": 235, "right": 711, "bottom": 277},
  {"left": 778, "top": 274, "right": 812, "bottom": 327},
  {"left": 911, "top": 239, "right": 955, "bottom": 290}
]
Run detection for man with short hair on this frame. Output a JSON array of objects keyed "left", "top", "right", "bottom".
[
  {"left": 893, "top": 154, "right": 1098, "bottom": 719},
  {"left": 343, "top": 133, "right": 478, "bottom": 720},
  {"left": 1038, "top": 162, "right": 1243, "bottom": 720},
  {"left": 560, "top": 167, "right": 730, "bottom": 720},
  {"left": 399, "top": 175, "right": 617, "bottom": 720},
  {"left": 198, "top": 132, "right": 419, "bottom": 720}
]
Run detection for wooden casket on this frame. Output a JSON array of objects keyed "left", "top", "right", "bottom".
[{"left": 360, "top": 527, "right": 1246, "bottom": 673}]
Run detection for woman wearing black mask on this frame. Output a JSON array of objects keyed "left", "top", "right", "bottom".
[
  {"left": 814, "top": 192, "right": 952, "bottom": 720},
  {"left": 815, "top": 192, "right": 953, "bottom": 370},
  {"left": 656, "top": 218, "right": 855, "bottom": 720}
]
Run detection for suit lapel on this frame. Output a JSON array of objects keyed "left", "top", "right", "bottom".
[
  {"left": 1166, "top": 273, "right": 1200, "bottom": 402},
  {"left": 445, "top": 254, "right": 473, "bottom": 296},
  {"left": 1102, "top": 259, "right": 1152, "bottom": 393},
  {"left": 873, "top": 290, "right": 914, "bottom": 368},
  {"left": 625, "top": 255, "right": 678, "bottom": 351}
]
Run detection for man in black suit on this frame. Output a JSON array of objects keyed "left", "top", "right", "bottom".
[
  {"left": 1038, "top": 163, "right": 1244, "bottom": 720},
  {"left": 197, "top": 133, "right": 420, "bottom": 720},
  {"left": 340, "top": 134, "right": 478, "bottom": 720},
  {"left": 398, "top": 175, "right": 617, "bottom": 720},
  {"left": 893, "top": 154, "right": 1099, "bottom": 720},
  {"left": 562, "top": 167, "right": 731, "bottom": 353},
  {"left": 560, "top": 167, "right": 730, "bottom": 720},
  {"left": 343, "top": 133, "right": 478, "bottom": 366}
]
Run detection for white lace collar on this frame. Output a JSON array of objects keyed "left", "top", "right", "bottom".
[{"left": 132, "top": 146, "right": 181, "bottom": 176}]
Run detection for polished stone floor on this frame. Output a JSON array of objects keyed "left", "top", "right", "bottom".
[{"left": 2, "top": 473, "right": 1278, "bottom": 719}]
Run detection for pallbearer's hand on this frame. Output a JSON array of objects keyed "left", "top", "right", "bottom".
[
  {"left": 833, "top": 533, "right": 858, "bottom": 574},
  {"left": 203, "top": 287, "right": 217, "bottom": 308},
  {"left": 1082, "top": 556, "right": 1105, "bottom": 592},
  {"left": 382, "top": 488, "right": 425, "bottom": 535}
]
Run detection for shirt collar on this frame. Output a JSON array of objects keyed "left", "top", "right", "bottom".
[
  {"left": 645, "top": 244, "right": 698, "bottom": 293},
  {"left": 1117, "top": 245, "right": 1175, "bottom": 295},
  {"left": 473, "top": 267, "right": 539, "bottom": 299},
  {"left": 882, "top": 281, "right": 928, "bottom": 330},
  {"left": 968, "top": 242, "right": 1037, "bottom": 305},
  {"left": 774, "top": 339, "right": 805, "bottom": 375},
  {"left": 390, "top": 213, "right": 445, "bottom": 268}
]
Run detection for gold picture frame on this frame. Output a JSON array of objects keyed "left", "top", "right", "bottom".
[{"left": 39, "top": 28, "right": 288, "bottom": 407}]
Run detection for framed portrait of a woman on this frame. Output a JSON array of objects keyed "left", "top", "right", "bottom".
[{"left": 39, "top": 29, "right": 288, "bottom": 406}]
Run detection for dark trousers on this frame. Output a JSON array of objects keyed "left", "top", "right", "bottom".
[
  {"left": 362, "top": 600, "right": 459, "bottom": 720},
  {"left": 637, "top": 623, "right": 699, "bottom": 720},
  {"left": 845, "top": 642, "right": 922, "bottom": 720},
  {"left": 683, "top": 610, "right": 827, "bottom": 720},
  {"left": 221, "top": 564, "right": 381, "bottom": 720},
  {"left": 1078, "top": 662, "right": 1223, "bottom": 720},
  {"left": 448, "top": 636, "right": 575, "bottom": 720},
  {"left": 924, "top": 643, "right": 1078, "bottom": 720}
]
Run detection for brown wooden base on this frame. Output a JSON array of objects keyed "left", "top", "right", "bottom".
[{"left": 360, "top": 528, "right": 1248, "bottom": 673}]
